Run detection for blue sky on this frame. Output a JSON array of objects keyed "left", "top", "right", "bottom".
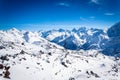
[{"left": 0, "top": 0, "right": 120, "bottom": 30}]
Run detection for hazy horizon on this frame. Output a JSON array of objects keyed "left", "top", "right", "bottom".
[{"left": 0, "top": 23, "right": 113, "bottom": 31}]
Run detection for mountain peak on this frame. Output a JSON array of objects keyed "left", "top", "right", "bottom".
[
  {"left": 10, "top": 28, "right": 19, "bottom": 31},
  {"left": 107, "top": 21, "right": 120, "bottom": 37},
  {"left": 72, "top": 27, "right": 86, "bottom": 32}
]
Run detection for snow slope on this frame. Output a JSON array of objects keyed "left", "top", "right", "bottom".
[{"left": 0, "top": 29, "right": 120, "bottom": 80}]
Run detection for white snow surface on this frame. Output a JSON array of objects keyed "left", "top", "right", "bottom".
[{"left": 0, "top": 29, "right": 119, "bottom": 80}]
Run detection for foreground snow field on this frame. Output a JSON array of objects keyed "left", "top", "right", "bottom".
[{"left": 0, "top": 28, "right": 120, "bottom": 80}]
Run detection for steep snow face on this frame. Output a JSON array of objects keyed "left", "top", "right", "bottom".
[
  {"left": 41, "top": 27, "right": 108, "bottom": 50},
  {"left": 107, "top": 22, "right": 120, "bottom": 37},
  {"left": 0, "top": 29, "right": 120, "bottom": 80},
  {"left": 103, "top": 22, "right": 120, "bottom": 57}
]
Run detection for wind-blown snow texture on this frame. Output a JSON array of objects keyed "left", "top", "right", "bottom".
[{"left": 0, "top": 22, "right": 120, "bottom": 80}]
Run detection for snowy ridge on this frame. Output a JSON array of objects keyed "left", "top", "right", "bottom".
[
  {"left": 0, "top": 28, "right": 120, "bottom": 80},
  {"left": 41, "top": 27, "right": 108, "bottom": 50}
]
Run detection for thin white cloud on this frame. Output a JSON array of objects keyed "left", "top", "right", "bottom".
[
  {"left": 80, "top": 17, "right": 90, "bottom": 22},
  {"left": 90, "top": 0, "right": 100, "bottom": 4},
  {"left": 89, "top": 16, "right": 95, "bottom": 19},
  {"left": 104, "top": 13, "right": 114, "bottom": 16},
  {"left": 80, "top": 16, "right": 95, "bottom": 22},
  {"left": 57, "top": 2, "right": 70, "bottom": 7}
]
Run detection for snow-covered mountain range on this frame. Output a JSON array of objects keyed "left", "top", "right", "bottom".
[
  {"left": 40, "top": 22, "right": 120, "bottom": 57},
  {"left": 40, "top": 27, "right": 108, "bottom": 51},
  {"left": 0, "top": 22, "right": 120, "bottom": 80}
]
